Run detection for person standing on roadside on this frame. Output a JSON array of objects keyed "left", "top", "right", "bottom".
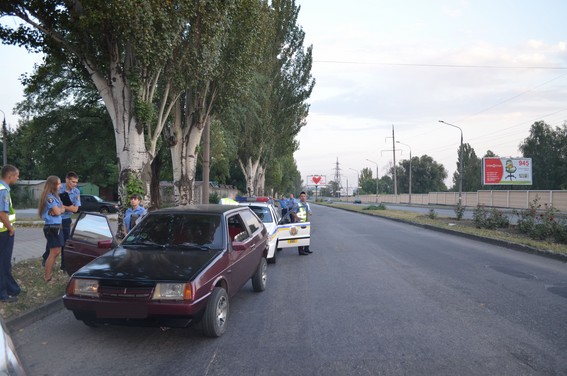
[
  {"left": 39, "top": 176, "right": 65, "bottom": 282},
  {"left": 0, "top": 165, "right": 20, "bottom": 303},
  {"left": 124, "top": 194, "right": 146, "bottom": 232},
  {"left": 291, "top": 191, "right": 313, "bottom": 255},
  {"left": 42, "top": 171, "right": 81, "bottom": 270}
]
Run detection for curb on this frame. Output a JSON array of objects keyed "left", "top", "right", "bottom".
[
  {"left": 322, "top": 203, "right": 567, "bottom": 263},
  {"left": 6, "top": 297, "right": 64, "bottom": 332}
]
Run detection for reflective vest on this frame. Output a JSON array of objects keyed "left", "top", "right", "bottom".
[
  {"left": 220, "top": 198, "right": 238, "bottom": 205},
  {"left": 297, "top": 202, "right": 309, "bottom": 222},
  {"left": 0, "top": 185, "right": 16, "bottom": 232}
]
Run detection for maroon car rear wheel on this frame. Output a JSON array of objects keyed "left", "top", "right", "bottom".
[
  {"left": 251, "top": 257, "right": 268, "bottom": 292},
  {"left": 202, "top": 287, "right": 229, "bottom": 337}
]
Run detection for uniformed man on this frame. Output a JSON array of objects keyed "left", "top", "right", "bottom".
[
  {"left": 42, "top": 171, "right": 81, "bottom": 269},
  {"left": 124, "top": 194, "right": 147, "bottom": 232},
  {"left": 219, "top": 192, "right": 238, "bottom": 205},
  {"left": 291, "top": 191, "right": 313, "bottom": 255},
  {"left": 0, "top": 165, "right": 20, "bottom": 302}
]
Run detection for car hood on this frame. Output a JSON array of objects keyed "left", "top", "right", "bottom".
[{"left": 72, "top": 246, "right": 224, "bottom": 282}]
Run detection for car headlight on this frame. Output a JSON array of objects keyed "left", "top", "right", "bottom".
[
  {"left": 152, "top": 283, "right": 192, "bottom": 301},
  {"left": 67, "top": 278, "right": 99, "bottom": 298}
]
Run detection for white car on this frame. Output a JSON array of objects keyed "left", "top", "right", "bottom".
[{"left": 238, "top": 199, "right": 310, "bottom": 264}]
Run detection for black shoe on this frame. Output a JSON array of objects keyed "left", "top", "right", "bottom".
[
  {"left": 0, "top": 296, "right": 18, "bottom": 303},
  {"left": 305, "top": 248, "right": 313, "bottom": 254},
  {"left": 299, "top": 251, "right": 309, "bottom": 256},
  {"left": 42, "top": 259, "right": 46, "bottom": 267}
]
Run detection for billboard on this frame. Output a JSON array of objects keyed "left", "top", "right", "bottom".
[
  {"left": 482, "top": 157, "right": 532, "bottom": 185},
  {"left": 306, "top": 175, "right": 327, "bottom": 186}
]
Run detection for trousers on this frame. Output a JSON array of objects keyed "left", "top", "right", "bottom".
[{"left": 0, "top": 231, "right": 20, "bottom": 299}]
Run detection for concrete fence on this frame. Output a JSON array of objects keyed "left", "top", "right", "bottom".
[{"left": 350, "top": 190, "right": 567, "bottom": 212}]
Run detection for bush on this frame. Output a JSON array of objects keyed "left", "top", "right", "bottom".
[
  {"left": 515, "top": 198, "right": 562, "bottom": 242},
  {"left": 427, "top": 209, "right": 438, "bottom": 219},
  {"left": 209, "top": 191, "right": 220, "bottom": 204},
  {"left": 473, "top": 205, "right": 509, "bottom": 229},
  {"left": 454, "top": 203, "right": 465, "bottom": 220},
  {"left": 363, "top": 203, "right": 386, "bottom": 211}
]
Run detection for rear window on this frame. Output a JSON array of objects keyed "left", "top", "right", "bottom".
[
  {"left": 249, "top": 205, "right": 273, "bottom": 223},
  {"left": 123, "top": 213, "right": 224, "bottom": 249}
]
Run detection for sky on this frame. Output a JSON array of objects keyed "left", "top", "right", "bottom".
[{"left": 2, "top": 1, "right": 567, "bottom": 191}]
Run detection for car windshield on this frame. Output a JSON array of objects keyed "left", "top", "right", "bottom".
[
  {"left": 249, "top": 206, "right": 273, "bottom": 223},
  {"left": 93, "top": 195, "right": 104, "bottom": 202},
  {"left": 122, "top": 213, "right": 224, "bottom": 249}
]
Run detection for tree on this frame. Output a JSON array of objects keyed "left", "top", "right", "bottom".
[
  {"left": 359, "top": 167, "right": 376, "bottom": 194},
  {"left": 519, "top": 121, "right": 567, "bottom": 190},
  {"left": 452, "top": 143, "right": 482, "bottom": 192},
  {"left": 391, "top": 155, "right": 447, "bottom": 193}
]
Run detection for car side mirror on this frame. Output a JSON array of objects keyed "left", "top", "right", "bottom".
[{"left": 232, "top": 242, "right": 247, "bottom": 252}]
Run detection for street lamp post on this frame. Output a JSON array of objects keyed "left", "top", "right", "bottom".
[
  {"left": 365, "top": 159, "right": 379, "bottom": 203},
  {"left": 438, "top": 120, "right": 463, "bottom": 206},
  {"left": 0, "top": 109, "right": 7, "bottom": 166},
  {"left": 396, "top": 141, "right": 412, "bottom": 205},
  {"left": 349, "top": 168, "right": 359, "bottom": 195}
]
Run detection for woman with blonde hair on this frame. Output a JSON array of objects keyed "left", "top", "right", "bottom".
[{"left": 38, "top": 176, "right": 65, "bottom": 282}]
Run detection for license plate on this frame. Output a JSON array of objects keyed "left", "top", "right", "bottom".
[
  {"left": 97, "top": 303, "right": 148, "bottom": 319},
  {"left": 287, "top": 239, "right": 298, "bottom": 244}
]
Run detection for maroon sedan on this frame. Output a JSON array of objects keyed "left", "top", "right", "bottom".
[{"left": 63, "top": 205, "right": 269, "bottom": 337}]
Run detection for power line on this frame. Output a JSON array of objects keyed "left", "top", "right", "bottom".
[{"left": 314, "top": 60, "right": 567, "bottom": 70}]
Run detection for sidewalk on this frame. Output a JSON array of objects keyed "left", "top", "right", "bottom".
[{"left": 11, "top": 227, "right": 45, "bottom": 263}]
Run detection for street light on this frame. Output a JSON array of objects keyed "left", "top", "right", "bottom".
[
  {"left": 348, "top": 168, "right": 359, "bottom": 195},
  {"left": 438, "top": 120, "right": 463, "bottom": 206},
  {"left": 365, "top": 159, "right": 379, "bottom": 203},
  {"left": 396, "top": 141, "right": 412, "bottom": 205},
  {"left": 0, "top": 109, "right": 6, "bottom": 166}
]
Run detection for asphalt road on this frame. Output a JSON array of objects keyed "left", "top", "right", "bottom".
[{"left": 13, "top": 204, "right": 567, "bottom": 375}]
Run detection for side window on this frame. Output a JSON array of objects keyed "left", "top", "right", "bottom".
[
  {"left": 71, "top": 214, "right": 113, "bottom": 244},
  {"left": 240, "top": 210, "right": 262, "bottom": 235},
  {"left": 227, "top": 214, "right": 249, "bottom": 242}
]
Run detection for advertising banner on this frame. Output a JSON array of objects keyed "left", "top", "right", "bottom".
[
  {"left": 306, "top": 175, "right": 326, "bottom": 186},
  {"left": 482, "top": 157, "right": 532, "bottom": 185}
]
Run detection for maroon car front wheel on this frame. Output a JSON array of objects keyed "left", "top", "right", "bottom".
[{"left": 202, "top": 287, "right": 229, "bottom": 337}]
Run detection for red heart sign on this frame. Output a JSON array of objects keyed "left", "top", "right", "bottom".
[{"left": 312, "top": 175, "right": 322, "bottom": 184}]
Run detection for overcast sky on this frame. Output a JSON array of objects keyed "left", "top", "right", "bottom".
[{"left": 2, "top": 1, "right": 567, "bottom": 190}]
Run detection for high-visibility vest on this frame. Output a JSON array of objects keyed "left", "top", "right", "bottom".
[
  {"left": 0, "top": 185, "right": 16, "bottom": 231},
  {"left": 297, "top": 202, "right": 309, "bottom": 222},
  {"left": 220, "top": 198, "right": 238, "bottom": 205}
]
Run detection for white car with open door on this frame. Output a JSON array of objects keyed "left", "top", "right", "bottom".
[{"left": 238, "top": 197, "right": 310, "bottom": 264}]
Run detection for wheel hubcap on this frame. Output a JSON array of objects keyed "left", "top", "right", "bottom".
[
  {"left": 261, "top": 262, "right": 267, "bottom": 285},
  {"left": 216, "top": 296, "right": 228, "bottom": 327}
]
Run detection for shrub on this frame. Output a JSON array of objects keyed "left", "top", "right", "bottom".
[
  {"left": 427, "top": 209, "right": 438, "bottom": 219},
  {"left": 473, "top": 205, "right": 509, "bottom": 229},
  {"left": 515, "top": 198, "right": 561, "bottom": 241},
  {"left": 454, "top": 203, "right": 465, "bottom": 221},
  {"left": 364, "top": 203, "right": 386, "bottom": 211},
  {"left": 209, "top": 191, "right": 220, "bottom": 204}
]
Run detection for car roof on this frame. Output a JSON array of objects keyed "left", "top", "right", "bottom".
[
  {"left": 152, "top": 204, "right": 247, "bottom": 215},
  {"left": 239, "top": 202, "right": 273, "bottom": 208}
]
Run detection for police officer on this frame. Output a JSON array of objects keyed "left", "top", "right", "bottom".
[
  {"left": 42, "top": 171, "right": 81, "bottom": 269},
  {"left": 124, "top": 194, "right": 147, "bottom": 232},
  {"left": 219, "top": 192, "right": 238, "bottom": 205},
  {"left": 39, "top": 176, "right": 65, "bottom": 282},
  {"left": 291, "top": 191, "right": 313, "bottom": 255},
  {"left": 0, "top": 165, "right": 20, "bottom": 302}
]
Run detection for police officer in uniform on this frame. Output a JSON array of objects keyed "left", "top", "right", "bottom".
[
  {"left": 124, "top": 194, "right": 147, "bottom": 232},
  {"left": 291, "top": 191, "right": 312, "bottom": 255},
  {"left": 0, "top": 165, "right": 20, "bottom": 302},
  {"left": 219, "top": 192, "right": 238, "bottom": 205},
  {"left": 42, "top": 171, "right": 81, "bottom": 269},
  {"left": 39, "top": 176, "right": 65, "bottom": 282}
]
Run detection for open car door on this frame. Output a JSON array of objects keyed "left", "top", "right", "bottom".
[
  {"left": 274, "top": 213, "right": 310, "bottom": 249},
  {"left": 63, "top": 212, "right": 116, "bottom": 275}
]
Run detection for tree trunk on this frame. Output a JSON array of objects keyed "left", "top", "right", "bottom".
[
  {"left": 85, "top": 59, "right": 151, "bottom": 238},
  {"left": 150, "top": 151, "right": 163, "bottom": 210},
  {"left": 239, "top": 157, "right": 261, "bottom": 196}
]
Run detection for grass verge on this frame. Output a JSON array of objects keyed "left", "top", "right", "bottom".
[
  {"left": 328, "top": 203, "right": 567, "bottom": 255},
  {"left": 0, "top": 258, "right": 68, "bottom": 320}
]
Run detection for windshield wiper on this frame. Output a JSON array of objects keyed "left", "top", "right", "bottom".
[
  {"left": 169, "top": 243, "right": 212, "bottom": 251},
  {"left": 122, "top": 240, "right": 166, "bottom": 249}
]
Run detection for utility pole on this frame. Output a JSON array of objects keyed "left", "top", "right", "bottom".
[
  {"left": 333, "top": 157, "right": 342, "bottom": 197},
  {"left": 392, "top": 125, "right": 397, "bottom": 195},
  {"left": 439, "top": 120, "right": 464, "bottom": 206}
]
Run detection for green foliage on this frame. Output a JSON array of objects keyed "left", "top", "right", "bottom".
[
  {"left": 454, "top": 203, "right": 465, "bottom": 220},
  {"left": 473, "top": 205, "right": 509, "bottom": 229},
  {"left": 364, "top": 204, "right": 386, "bottom": 211},
  {"left": 392, "top": 155, "right": 447, "bottom": 193},
  {"left": 124, "top": 173, "right": 145, "bottom": 206},
  {"left": 209, "top": 191, "right": 220, "bottom": 204},
  {"left": 519, "top": 121, "right": 567, "bottom": 190},
  {"left": 427, "top": 209, "right": 438, "bottom": 219},
  {"left": 514, "top": 198, "right": 565, "bottom": 242},
  {"left": 452, "top": 143, "right": 482, "bottom": 192}
]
